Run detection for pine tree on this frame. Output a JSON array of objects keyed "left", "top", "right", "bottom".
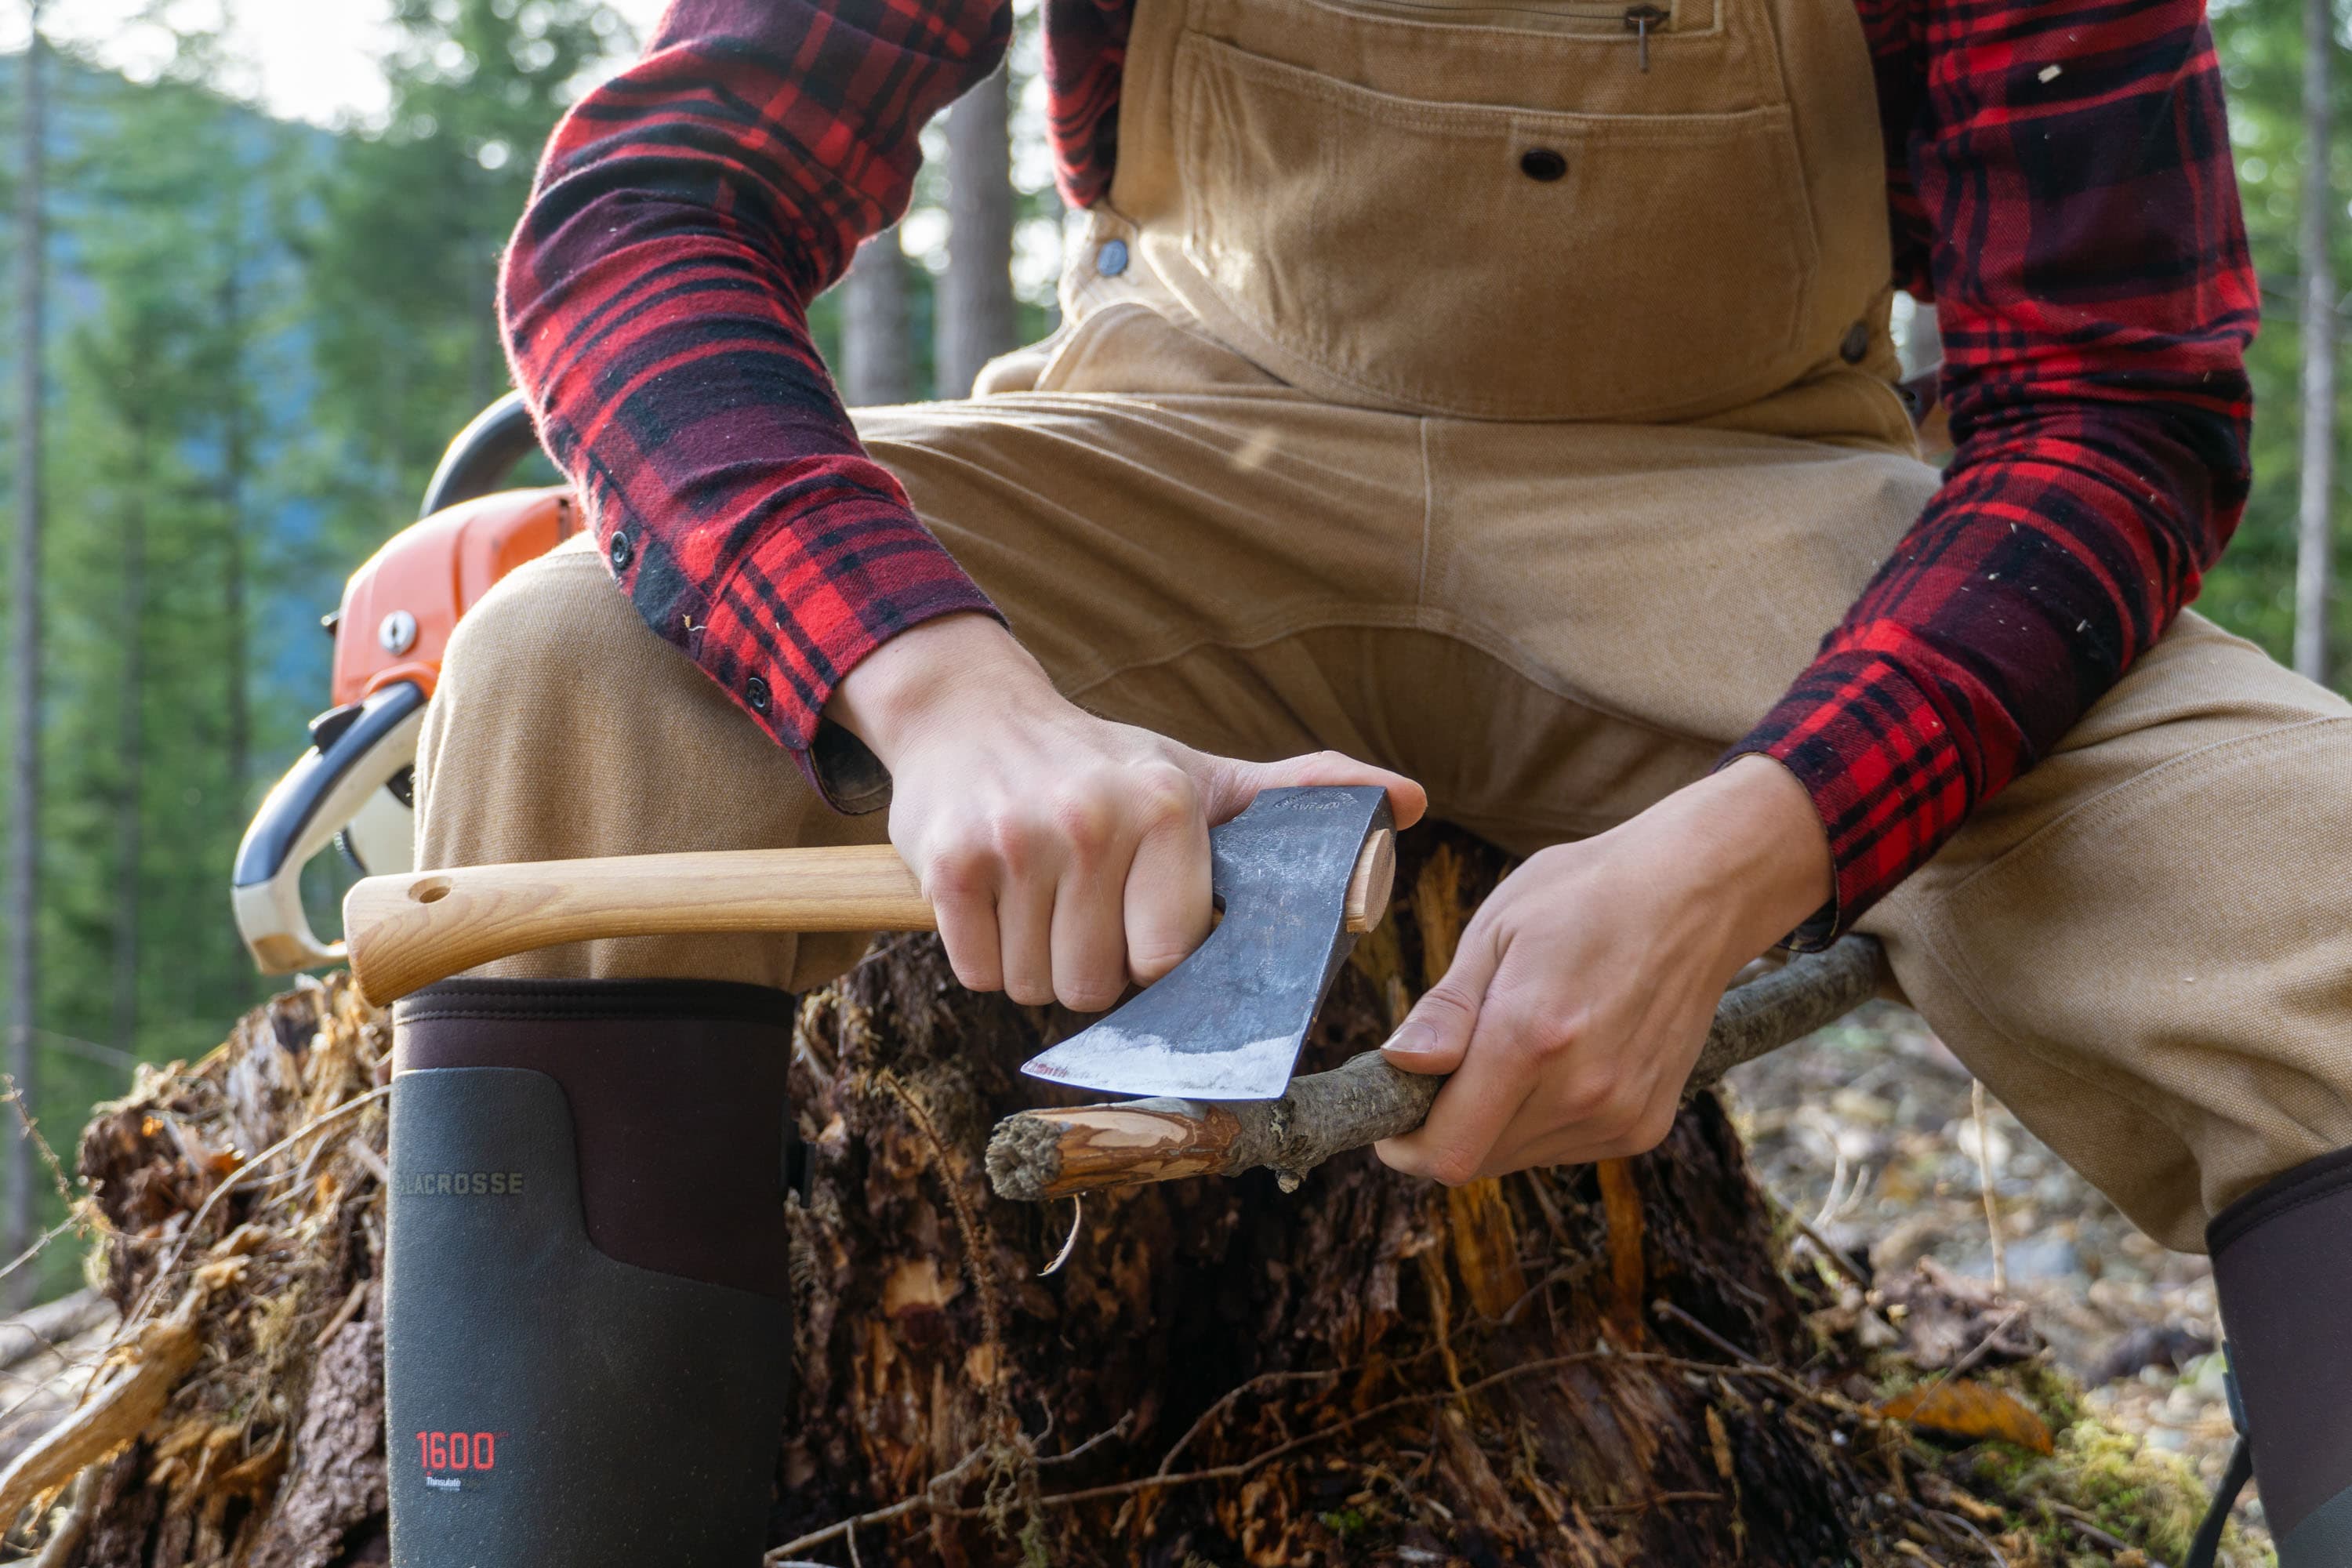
[
  {"left": 2297, "top": 0, "right": 2340, "bottom": 683},
  {"left": 935, "top": 63, "right": 1019, "bottom": 397},
  {"left": 6, "top": 0, "right": 52, "bottom": 1301}
]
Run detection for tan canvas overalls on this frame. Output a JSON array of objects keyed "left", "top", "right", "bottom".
[{"left": 419, "top": 0, "right": 2352, "bottom": 1252}]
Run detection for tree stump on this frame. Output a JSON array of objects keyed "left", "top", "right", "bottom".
[
  {"left": 53, "top": 824, "right": 1919, "bottom": 1566},
  {"left": 774, "top": 824, "right": 1902, "bottom": 1566}
]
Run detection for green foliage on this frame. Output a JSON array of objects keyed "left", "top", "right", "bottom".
[
  {"left": 301, "top": 0, "right": 628, "bottom": 520},
  {"left": 8, "top": 55, "right": 321, "bottom": 1294},
  {"left": 2212, "top": 0, "right": 2351, "bottom": 679}
]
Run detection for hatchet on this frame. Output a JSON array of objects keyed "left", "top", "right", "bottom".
[{"left": 337, "top": 785, "right": 1400, "bottom": 1010}]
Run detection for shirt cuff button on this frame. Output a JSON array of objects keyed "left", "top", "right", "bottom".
[
  {"left": 1097, "top": 238, "right": 1129, "bottom": 277},
  {"left": 608, "top": 530, "right": 634, "bottom": 571},
  {"left": 745, "top": 675, "right": 771, "bottom": 715}
]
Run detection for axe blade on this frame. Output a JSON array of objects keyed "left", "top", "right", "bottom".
[{"left": 1018, "top": 785, "right": 1393, "bottom": 1100}]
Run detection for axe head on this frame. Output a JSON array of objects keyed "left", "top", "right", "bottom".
[{"left": 1018, "top": 785, "right": 1394, "bottom": 1100}]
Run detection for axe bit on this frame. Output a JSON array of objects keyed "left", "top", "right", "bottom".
[{"left": 1017, "top": 785, "right": 1396, "bottom": 1099}]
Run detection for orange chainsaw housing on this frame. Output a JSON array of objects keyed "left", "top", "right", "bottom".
[{"left": 331, "top": 487, "right": 579, "bottom": 708}]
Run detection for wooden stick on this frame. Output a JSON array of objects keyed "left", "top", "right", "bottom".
[
  {"left": 986, "top": 934, "right": 1886, "bottom": 1202},
  {"left": 0, "top": 1309, "right": 202, "bottom": 1533},
  {"left": 345, "top": 830, "right": 1396, "bottom": 1007}
]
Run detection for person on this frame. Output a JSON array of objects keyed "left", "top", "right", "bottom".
[{"left": 379, "top": 0, "right": 2350, "bottom": 1561}]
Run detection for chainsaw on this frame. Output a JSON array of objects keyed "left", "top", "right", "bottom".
[{"left": 231, "top": 393, "right": 578, "bottom": 973}]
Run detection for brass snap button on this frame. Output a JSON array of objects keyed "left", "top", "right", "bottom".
[{"left": 1519, "top": 148, "right": 1568, "bottom": 183}]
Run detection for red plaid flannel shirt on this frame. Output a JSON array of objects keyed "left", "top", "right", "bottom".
[{"left": 501, "top": 0, "right": 2256, "bottom": 939}]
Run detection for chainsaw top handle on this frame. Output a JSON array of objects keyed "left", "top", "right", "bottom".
[{"left": 419, "top": 389, "right": 543, "bottom": 521}]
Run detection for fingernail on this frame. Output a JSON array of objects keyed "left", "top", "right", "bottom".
[{"left": 1381, "top": 1025, "right": 1439, "bottom": 1062}]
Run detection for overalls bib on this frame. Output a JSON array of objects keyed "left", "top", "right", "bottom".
[{"left": 1032, "top": 0, "right": 1915, "bottom": 451}]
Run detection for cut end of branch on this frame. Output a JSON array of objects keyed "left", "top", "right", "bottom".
[{"left": 985, "top": 1116, "right": 1066, "bottom": 1203}]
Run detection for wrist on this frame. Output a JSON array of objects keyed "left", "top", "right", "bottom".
[
  {"left": 823, "top": 613, "right": 1053, "bottom": 768},
  {"left": 1668, "top": 756, "right": 1835, "bottom": 950}
]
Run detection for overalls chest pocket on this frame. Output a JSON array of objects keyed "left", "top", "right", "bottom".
[{"left": 1170, "top": 0, "right": 1828, "bottom": 423}]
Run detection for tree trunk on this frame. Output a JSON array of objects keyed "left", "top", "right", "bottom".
[
  {"left": 49, "top": 825, "right": 1965, "bottom": 1566},
  {"left": 7, "top": 0, "right": 52, "bottom": 1308},
  {"left": 842, "top": 228, "right": 916, "bottom": 407},
  {"left": 111, "top": 409, "right": 148, "bottom": 1058},
  {"left": 216, "top": 260, "right": 251, "bottom": 826},
  {"left": 2296, "top": 0, "right": 2338, "bottom": 685},
  {"left": 935, "top": 64, "right": 1018, "bottom": 399}
]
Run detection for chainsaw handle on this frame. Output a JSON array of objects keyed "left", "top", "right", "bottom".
[
  {"left": 343, "top": 829, "right": 1395, "bottom": 1008},
  {"left": 419, "top": 390, "right": 544, "bottom": 520},
  {"left": 233, "top": 681, "right": 428, "bottom": 974}
]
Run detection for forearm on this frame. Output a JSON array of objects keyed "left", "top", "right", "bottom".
[
  {"left": 1731, "top": 397, "right": 2246, "bottom": 939},
  {"left": 500, "top": 0, "right": 1011, "bottom": 776}
]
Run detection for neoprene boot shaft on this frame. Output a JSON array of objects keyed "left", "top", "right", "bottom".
[
  {"left": 386, "top": 980, "right": 795, "bottom": 1567},
  {"left": 2209, "top": 1145, "right": 2352, "bottom": 1564}
]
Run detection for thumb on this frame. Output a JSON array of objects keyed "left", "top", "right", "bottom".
[
  {"left": 1210, "top": 748, "right": 1428, "bottom": 829},
  {"left": 1381, "top": 927, "right": 1502, "bottom": 1077}
]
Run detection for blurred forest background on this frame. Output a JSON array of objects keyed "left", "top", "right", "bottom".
[{"left": 0, "top": 0, "right": 2343, "bottom": 1301}]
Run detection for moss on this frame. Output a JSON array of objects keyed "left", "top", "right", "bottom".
[
  {"left": 1318, "top": 1507, "right": 1370, "bottom": 1539},
  {"left": 1955, "top": 1419, "right": 2269, "bottom": 1566}
]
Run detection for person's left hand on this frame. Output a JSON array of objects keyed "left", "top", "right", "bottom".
[{"left": 1373, "top": 756, "right": 1833, "bottom": 1183}]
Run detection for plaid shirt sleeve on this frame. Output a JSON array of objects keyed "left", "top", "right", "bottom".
[
  {"left": 500, "top": 0, "right": 1012, "bottom": 806},
  {"left": 1726, "top": 0, "right": 2258, "bottom": 946}
]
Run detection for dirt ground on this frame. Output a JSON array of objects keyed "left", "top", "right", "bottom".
[{"left": 1725, "top": 1004, "right": 2257, "bottom": 1559}]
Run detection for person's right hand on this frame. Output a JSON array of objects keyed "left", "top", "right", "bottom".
[{"left": 825, "top": 613, "right": 1426, "bottom": 1012}]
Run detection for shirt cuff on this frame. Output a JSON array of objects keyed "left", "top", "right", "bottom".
[
  {"left": 1719, "top": 649, "right": 1975, "bottom": 949},
  {"left": 691, "top": 498, "right": 1002, "bottom": 812}
]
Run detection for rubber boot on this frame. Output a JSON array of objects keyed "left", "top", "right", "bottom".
[
  {"left": 384, "top": 979, "right": 796, "bottom": 1567},
  {"left": 2195, "top": 1145, "right": 2352, "bottom": 1566}
]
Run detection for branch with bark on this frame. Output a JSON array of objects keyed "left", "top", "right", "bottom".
[{"left": 986, "top": 934, "right": 1886, "bottom": 1203}]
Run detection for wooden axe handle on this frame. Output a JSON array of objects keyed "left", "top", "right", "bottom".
[{"left": 343, "top": 830, "right": 1396, "bottom": 1007}]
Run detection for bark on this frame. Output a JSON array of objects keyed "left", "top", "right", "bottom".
[
  {"left": 7, "top": 0, "right": 51, "bottom": 1309},
  {"left": 2296, "top": 0, "right": 2339, "bottom": 684},
  {"left": 51, "top": 827, "right": 1944, "bottom": 1566},
  {"left": 935, "top": 64, "right": 1018, "bottom": 399},
  {"left": 842, "top": 228, "right": 916, "bottom": 408}
]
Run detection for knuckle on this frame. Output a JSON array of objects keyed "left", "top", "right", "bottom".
[
  {"left": 1127, "top": 933, "right": 1194, "bottom": 980},
  {"left": 1049, "top": 788, "right": 1117, "bottom": 856},
  {"left": 1133, "top": 764, "right": 1198, "bottom": 829},
  {"left": 1629, "top": 1105, "right": 1676, "bottom": 1153},
  {"left": 1427, "top": 1149, "right": 1481, "bottom": 1188},
  {"left": 984, "top": 812, "right": 1049, "bottom": 873},
  {"left": 1004, "top": 975, "right": 1056, "bottom": 1007},
  {"left": 1559, "top": 1076, "right": 1617, "bottom": 1124},
  {"left": 1415, "top": 984, "right": 1482, "bottom": 1032},
  {"left": 1059, "top": 975, "right": 1126, "bottom": 1014},
  {"left": 949, "top": 958, "right": 1003, "bottom": 994},
  {"left": 926, "top": 844, "right": 993, "bottom": 900}
]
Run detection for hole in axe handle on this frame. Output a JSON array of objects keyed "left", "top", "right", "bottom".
[
  {"left": 1344, "top": 829, "right": 1396, "bottom": 935},
  {"left": 409, "top": 877, "right": 452, "bottom": 906}
]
